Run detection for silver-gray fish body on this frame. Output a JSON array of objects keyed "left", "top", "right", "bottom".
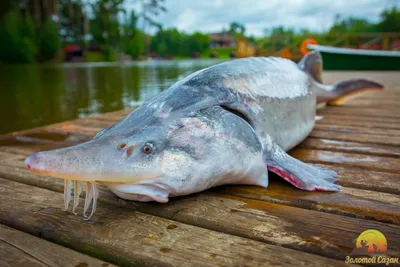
[{"left": 25, "top": 53, "right": 384, "bottom": 219}]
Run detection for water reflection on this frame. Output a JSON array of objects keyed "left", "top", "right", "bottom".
[{"left": 0, "top": 59, "right": 223, "bottom": 134}]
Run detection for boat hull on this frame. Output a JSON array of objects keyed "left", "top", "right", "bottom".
[
  {"left": 307, "top": 44, "right": 400, "bottom": 70},
  {"left": 321, "top": 52, "right": 400, "bottom": 70}
]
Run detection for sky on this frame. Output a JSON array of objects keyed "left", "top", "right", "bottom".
[{"left": 126, "top": 0, "right": 399, "bottom": 37}]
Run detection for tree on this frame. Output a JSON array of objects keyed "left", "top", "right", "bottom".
[
  {"left": 0, "top": 6, "right": 37, "bottom": 63},
  {"left": 125, "top": 29, "right": 145, "bottom": 58},
  {"left": 262, "top": 26, "right": 294, "bottom": 51},
  {"left": 150, "top": 28, "right": 210, "bottom": 57},
  {"left": 89, "top": 0, "right": 125, "bottom": 49},
  {"left": 180, "top": 32, "right": 209, "bottom": 56},
  {"left": 40, "top": 17, "right": 60, "bottom": 60},
  {"left": 135, "top": 0, "right": 167, "bottom": 55},
  {"left": 59, "top": 0, "right": 85, "bottom": 45},
  {"left": 328, "top": 15, "right": 375, "bottom": 35},
  {"left": 122, "top": 10, "right": 138, "bottom": 52},
  {"left": 378, "top": 6, "right": 400, "bottom": 32},
  {"left": 151, "top": 28, "right": 181, "bottom": 56},
  {"left": 229, "top": 21, "right": 245, "bottom": 36}
]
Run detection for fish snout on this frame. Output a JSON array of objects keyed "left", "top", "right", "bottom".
[
  {"left": 25, "top": 152, "right": 42, "bottom": 171},
  {"left": 25, "top": 151, "right": 57, "bottom": 175}
]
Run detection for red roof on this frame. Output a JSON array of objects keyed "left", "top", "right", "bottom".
[{"left": 64, "top": 44, "right": 81, "bottom": 53}]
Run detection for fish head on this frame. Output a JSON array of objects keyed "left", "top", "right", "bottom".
[{"left": 24, "top": 125, "right": 169, "bottom": 183}]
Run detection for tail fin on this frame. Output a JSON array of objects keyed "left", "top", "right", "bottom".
[
  {"left": 298, "top": 51, "right": 384, "bottom": 105},
  {"left": 298, "top": 50, "right": 323, "bottom": 83},
  {"left": 320, "top": 79, "right": 384, "bottom": 105}
]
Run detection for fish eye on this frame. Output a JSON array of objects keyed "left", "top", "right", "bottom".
[{"left": 142, "top": 142, "right": 154, "bottom": 155}]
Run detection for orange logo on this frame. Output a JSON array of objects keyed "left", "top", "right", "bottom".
[
  {"left": 346, "top": 230, "right": 398, "bottom": 265},
  {"left": 355, "top": 229, "right": 387, "bottom": 254}
]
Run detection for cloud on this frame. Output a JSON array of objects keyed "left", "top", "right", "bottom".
[
  {"left": 128, "top": 0, "right": 399, "bottom": 36},
  {"left": 175, "top": 9, "right": 199, "bottom": 31}
]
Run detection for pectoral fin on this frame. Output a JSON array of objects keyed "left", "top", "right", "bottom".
[{"left": 264, "top": 143, "right": 340, "bottom": 191}]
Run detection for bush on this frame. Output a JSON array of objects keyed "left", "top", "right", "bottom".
[
  {"left": 0, "top": 8, "right": 38, "bottom": 63},
  {"left": 85, "top": 51, "right": 105, "bottom": 62},
  {"left": 203, "top": 48, "right": 235, "bottom": 59},
  {"left": 126, "top": 30, "right": 145, "bottom": 59},
  {"left": 103, "top": 46, "right": 117, "bottom": 61},
  {"left": 40, "top": 18, "right": 60, "bottom": 61}
]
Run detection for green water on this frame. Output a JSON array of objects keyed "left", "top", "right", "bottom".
[{"left": 0, "top": 59, "right": 223, "bottom": 134}]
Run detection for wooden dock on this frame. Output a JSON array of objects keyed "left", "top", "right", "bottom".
[{"left": 0, "top": 71, "right": 399, "bottom": 266}]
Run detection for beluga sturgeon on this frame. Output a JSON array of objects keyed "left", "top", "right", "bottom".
[{"left": 25, "top": 51, "right": 383, "bottom": 219}]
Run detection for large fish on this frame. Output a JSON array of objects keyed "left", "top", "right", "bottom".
[{"left": 25, "top": 52, "right": 382, "bottom": 219}]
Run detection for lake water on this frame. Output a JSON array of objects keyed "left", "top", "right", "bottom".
[{"left": 0, "top": 59, "right": 223, "bottom": 134}]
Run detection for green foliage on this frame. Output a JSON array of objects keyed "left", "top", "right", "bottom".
[
  {"left": 103, "top": 46, "right": 117, "bottom": 61},
  {"left": 0, "top": 7, "right": 37, "bottom": 63},
  {"left": 59, "top": 1, "right": 85, "bottom": 45},
  {"left": 229, "top": 21, "right": 245, "bottom": 37},
  {"left": 122, "top": 11, "right": 139, "bottom": 50},
  {"left": 90, "top": 0, "right": 125, "bottom": 47},
  {"left": 40, "top": 18, "right": 60, "bottom": 61},
  {"left": 189, "top": 32, "right": 210, "bottom": 54},
  {"left": 126, "top": 30, "right": 145, "bottom": 59},
  {"left": 378, "top": 6, "right": 400, "bottom": 32},
  {"left": 151, "top": 28, "right": 181, "bottom": 56},
  {"left": 150, "top": 28, "right": 209, "bottom": 57},
  {"left": 259, "top": 6, "right": 400, "bottom": 53},
  {"left": 203, "top": 47, "right": 235, "bottom": 59},
  {"left": 156, "top": 41, "right": 168, "bottom": 55},
  {"left": 85, "top": 51, "right": 104, "bottom": 62},
  {"left": 23, "top": 16, "right": 38, "bottom": 45},
  {"left": 262, "top": 26, "right": 295, "bottom": 51},
  {"left": 1, "top": 2, "right": 399, "bottom": 63},
  {"left": 328, "top": 15, "right": 376, "bottom": 35}
]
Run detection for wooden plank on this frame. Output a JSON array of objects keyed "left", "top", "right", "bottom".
[
  {"left": 0, "top": 224, "right": 115, "bottom": 267},
  {"left": 44, "top": 125, "right": 99, "bottom": 138},
  {"left": 290, "top": 148, "right": 400, "bottom": 173},
  {"left": 314, "top": 124, "right": 400, "bottom": 137},
  {"left": 215, "top": 179, "right": 400, "bottom": 225},
  {"left": 299, "top": 138, "right": 400, "bottom": 158},
  {"left": 0, "top": 152, "right": 20, "bottom": 161},
  {"left": 316, "top": 116, "right": 400, "bottom": 130},
  {"left": 322, "top": 71, "right": 400, "bottom": 88},
  {"left": 0, "top": 135, "right": 77, "bottom": 157},
  {"left": 74, "top": 118, "right": 115, "bottom": 129},
  {"left": 317, "top": 112, "right": 400, "bottom": 123},
  {"left": 340, "top": 99, "right": 399, "bottom": 108},
  {"left": 321, "top": 106, "right": 400, "bottom": 119},
  {"left": 0, "top": 178, "right": 348, "bottom": 267},
  {"left": 156, "top": 193, "right": 400, "bottom": 258},
  {"left": 310, "top": 130, "right": 400, "bottom": 145},
  {"left": 318, "top": 164, "right": 400, "bottom": 195},
  {"left": 2, "top": 175, "right": 397, "bottom": 261},
  {"left": 1, "top": 156, "right": 400, "bottom": 255}
]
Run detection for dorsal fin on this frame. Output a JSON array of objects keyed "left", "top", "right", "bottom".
[{"left": 297, "top": 51, "right": 323, "bottom": 83}]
